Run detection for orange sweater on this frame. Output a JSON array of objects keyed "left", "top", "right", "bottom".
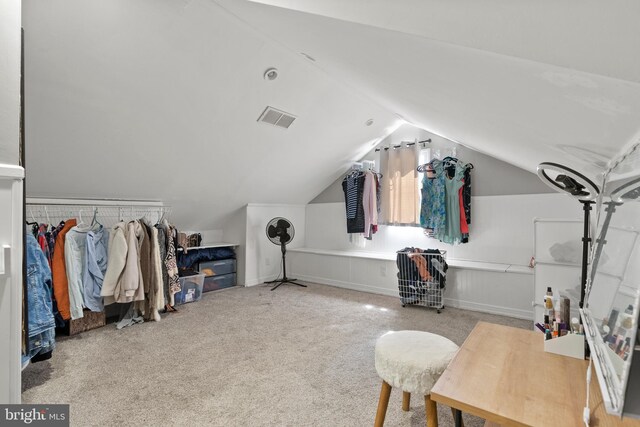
[{"left": 51, "top": 219, "right": 77, "bottom": 320}]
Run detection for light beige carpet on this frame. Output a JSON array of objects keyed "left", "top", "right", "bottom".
[{"left": 22, "top": 282, "right": 530, "bottom": 426}]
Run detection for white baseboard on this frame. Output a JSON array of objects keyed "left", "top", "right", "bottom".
[
  {"left": 293, "top": 273, "right": 398, "bottom": 298},
  {"left": 293, "top": 273, "right": 533, "bottom": 320},
  {"left": 442, "top": 297, "right": 533, "bottom": 320},
  {"left": 244, "top": 275, "right": 280, "bottom": 287}
]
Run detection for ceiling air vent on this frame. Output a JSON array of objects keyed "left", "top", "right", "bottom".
[{"left": 257, "top": 106, "right": 296, "bottom": 129}]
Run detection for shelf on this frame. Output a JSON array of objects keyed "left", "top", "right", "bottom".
[
  {"left": 177, "top": 242, "right": 238, "bottom": 251},
  {"left": 448, "top": 259, "right": 510, "bottom": 273},
  {"left": 288, "top": 248, "right": 533, "bottom": 275},
  {"left": 288, "top": 248, "right": 396, "bottom": 261},
  {"left": 506, "top": 265, "right": 535, "bottom": 275},
  {"left": 534, "top": 260, "right": 582, "bottom": 268}
]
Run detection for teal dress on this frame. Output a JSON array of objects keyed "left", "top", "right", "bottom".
[
  {"left": 420, "top": 160, "right": 446, "bottom": 234},
  {"left": 438, "top": 163, "right": 465, "bottom": 245}
]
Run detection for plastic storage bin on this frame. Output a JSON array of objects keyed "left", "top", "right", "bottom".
[
  {"left": 174, "top": 274, "right": 205, "bottom": 305},
  {"left": 203, "top": 273, "right": 236, "bottom": 292},
  {"left": 199, "top": 259, "right": 236, "bottom": 276}
]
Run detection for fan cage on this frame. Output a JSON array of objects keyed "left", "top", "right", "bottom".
[{"left": 265, "top": 217, "right": 295, "bottom": 246}]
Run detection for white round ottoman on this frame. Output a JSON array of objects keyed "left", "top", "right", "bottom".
[{"left": 374, "top": 330, "right": 459, "bottom": 427}]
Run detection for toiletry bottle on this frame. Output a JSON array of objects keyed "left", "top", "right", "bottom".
[
  {"left": 622, "top": 304, "right": 634, "bottom": 329},
  {"left": 623, "top": 338, "right": 631, "bottom": 360},
  {"left": 544, "top": 314, "right": 550, "bottom": 330},
  {"left": 545, "top": 287, "right": 555, "bottom": 320},
  {"left": 607, "top": 309, "right": 619, "bottom": 334},
  {"left": 545, "top": 329, "right": 552, "bottom": 341},
  {"left": 545, "top": 287, "right": 553, "bottom": 309}
]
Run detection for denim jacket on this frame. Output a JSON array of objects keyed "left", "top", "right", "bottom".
[{"left": 26, "top": 233, "right": 56, "bottom": 355}]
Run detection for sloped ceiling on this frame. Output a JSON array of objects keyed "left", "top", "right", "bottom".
[
  {"left": 216, "top": 0, "right": 640, "bottom": 179},
  {"left": 24, "top": 0, "right": 640, "bottom": 231},
  {"left": 22, "top": 0, "right": 400, "bottom": 230}
]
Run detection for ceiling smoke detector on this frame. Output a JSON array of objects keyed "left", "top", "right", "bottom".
[{"left": 264, "top": 68, "right": 279, "bottom": 81}]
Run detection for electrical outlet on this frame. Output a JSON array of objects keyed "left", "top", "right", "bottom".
[
  {"left": 265, "top": 257, "right": 271, "bottom": 266},
  {"left": 379, "top": 265, "right": 387, "bottom": 277}
]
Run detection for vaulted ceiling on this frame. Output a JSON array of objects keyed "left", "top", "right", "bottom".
[
  {"left": 217, "top": 0, "right": 640, "bottom": 176},
  {"left": 23, "top": 0, "right": 640, "bottom": 230}
]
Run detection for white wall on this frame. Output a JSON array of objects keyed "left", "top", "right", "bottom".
[
  {"left": 305, "top": 194, "right": 581, "bottom": 266},
  {"left": 289, "top": 193, "right": 582, "bottom": 320},
  {"left": 244, "top": 204, "right": 306, "bottom": 286},
  {"left": 222, "top": 208, "right": 247, "bottom": 286},
  {"left": 288, "top": 252, "right": 535, "bottom": 319},
  {"left": 0, "top": 0, "right": 22, "bottom": 404},
  {"left": 0, "top": 1, "right": 21, "bottom": 165},
  {"left": 22, "top": 0, "right": 399, "bottom": 231},
  {"left": 311, "top": 124, "right": 554, "bottom": 203}
]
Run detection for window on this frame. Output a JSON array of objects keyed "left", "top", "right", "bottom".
[{"left": 379, "top": 144, "right": 420, "bottom": 225}]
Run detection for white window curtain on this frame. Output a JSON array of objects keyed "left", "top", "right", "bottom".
[{"left": 379, "top": 144, "right": 420, "bottom": 225}]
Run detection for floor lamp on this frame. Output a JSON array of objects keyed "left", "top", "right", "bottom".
[{"left": 536, "top": 162, "right": 600, "bottom": 310}]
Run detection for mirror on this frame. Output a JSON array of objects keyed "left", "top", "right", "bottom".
[{"left": 583, "top": 141, "right": 640, "bottom": 416}]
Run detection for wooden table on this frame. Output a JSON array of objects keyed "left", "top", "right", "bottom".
[{"left": 430, "top": 321, "right": 640, "bottom": 427}]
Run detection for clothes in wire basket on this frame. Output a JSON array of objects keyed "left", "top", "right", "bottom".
[{"left": 396, "top": 248, "right": 448, "bottom": 313}]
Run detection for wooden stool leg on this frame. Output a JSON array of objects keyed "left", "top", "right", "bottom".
[
  {"left": 450, "top": 408, "right": 464, "bottom": 427},
  {"left": 374, "top": 381, "right": 392, "bottom": 427},
  {"left": 425, "top": 394, "right": 438, "bottom": 427},
  {"left": 402, "top": 391, "right": 411, "bottom": 411}
]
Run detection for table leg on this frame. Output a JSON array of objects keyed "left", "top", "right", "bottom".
[{"left": 453, "top": 408, "right": 463, "bottom": 427}]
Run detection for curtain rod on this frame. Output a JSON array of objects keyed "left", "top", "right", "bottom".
[
  {"left": 26, "top": 197, "right": 165, "bottom": 207},
  {"left": 374, "top": 138, "right": 431, "bottom": 152}
]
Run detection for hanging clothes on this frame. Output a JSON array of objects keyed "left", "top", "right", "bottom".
[
  {"left": 47, "top": 222, "right": 65, "bottom": 264},
  {"left": 51, "top": 219, "right": 77, "bottom": 320},
  {"left": 150, "top": 226, "right": 166, "bottom": 315},
  {"left": 344, "top": 172, "right": 359, "bottom": 219},
  {"left": 43, "top": 221, "right": 67, "bottom": 328},
  {"left": 36, "top": 224, "right": 51, "bottom": 267},
  {"left": 341, "top": 172, "right": 365, "bottom": 233},
  {"left": 83, "top": 225, "right": 109, "bottom": 312},
  {"left": 155, "top": 224, "right": 169, "bottom": 300},
  {"left": 165, "top": 225, "right": 181, "bottom": 306},
  {"left": 136, "top": 220, "right": 163, "bottom": 322},
  {"left": 420, "top": 160, "right": 446, "bottom": 235},
  {"left": 25, "top": 233, "right": 56, "bottom": 362},
  {"left": 459, "top": 185, "right": 469, "bottom": 243},
  {"left": 363, "top": 171, "right": 378, "bottom": 239},
  {"left": 419, "top": 158, "right": 472, "bottom": 245},
  {"left": 438, "top": 162, "right": 466, "bottom": 244},
  {"left": 124, "top": 220, "right": 145, "bottom": 302},
  {"left": 65, "top": 222, "right": 102, "bottom": 319},
  {"left": 373, "top": 173, "right": 381, "bottom": 234},
  {"left": 138, "top": 221, "right": 152, "bottom": 309},
  {"left": 463, "top": 166, "right": 472, "bottom": 224},
  {"left": 101, "top": 221, "right": 145, "bottom": 305}
]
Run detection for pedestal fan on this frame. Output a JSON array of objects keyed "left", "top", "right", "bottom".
[{"left": 265, "top": 217, "right": 306, "bottom": 291}]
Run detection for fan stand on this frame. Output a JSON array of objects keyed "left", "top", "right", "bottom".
[{"left": 267, "top": 241, "right": 307, "bottom": 291}]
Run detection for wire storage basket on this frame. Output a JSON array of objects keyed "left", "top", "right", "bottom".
[{"left": 396, "top": 248, "right": 448, "bottom": 313}]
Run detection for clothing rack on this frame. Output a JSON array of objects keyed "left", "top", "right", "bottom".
[
  {"left": 25, "top": 198, "right": 171, "bottom": 228},
  {"left": 374, "top": 138, "right": 431, "bottom": 152},
  {"left": 346, "top": 160, "right": 379, "bottom": 178}
]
